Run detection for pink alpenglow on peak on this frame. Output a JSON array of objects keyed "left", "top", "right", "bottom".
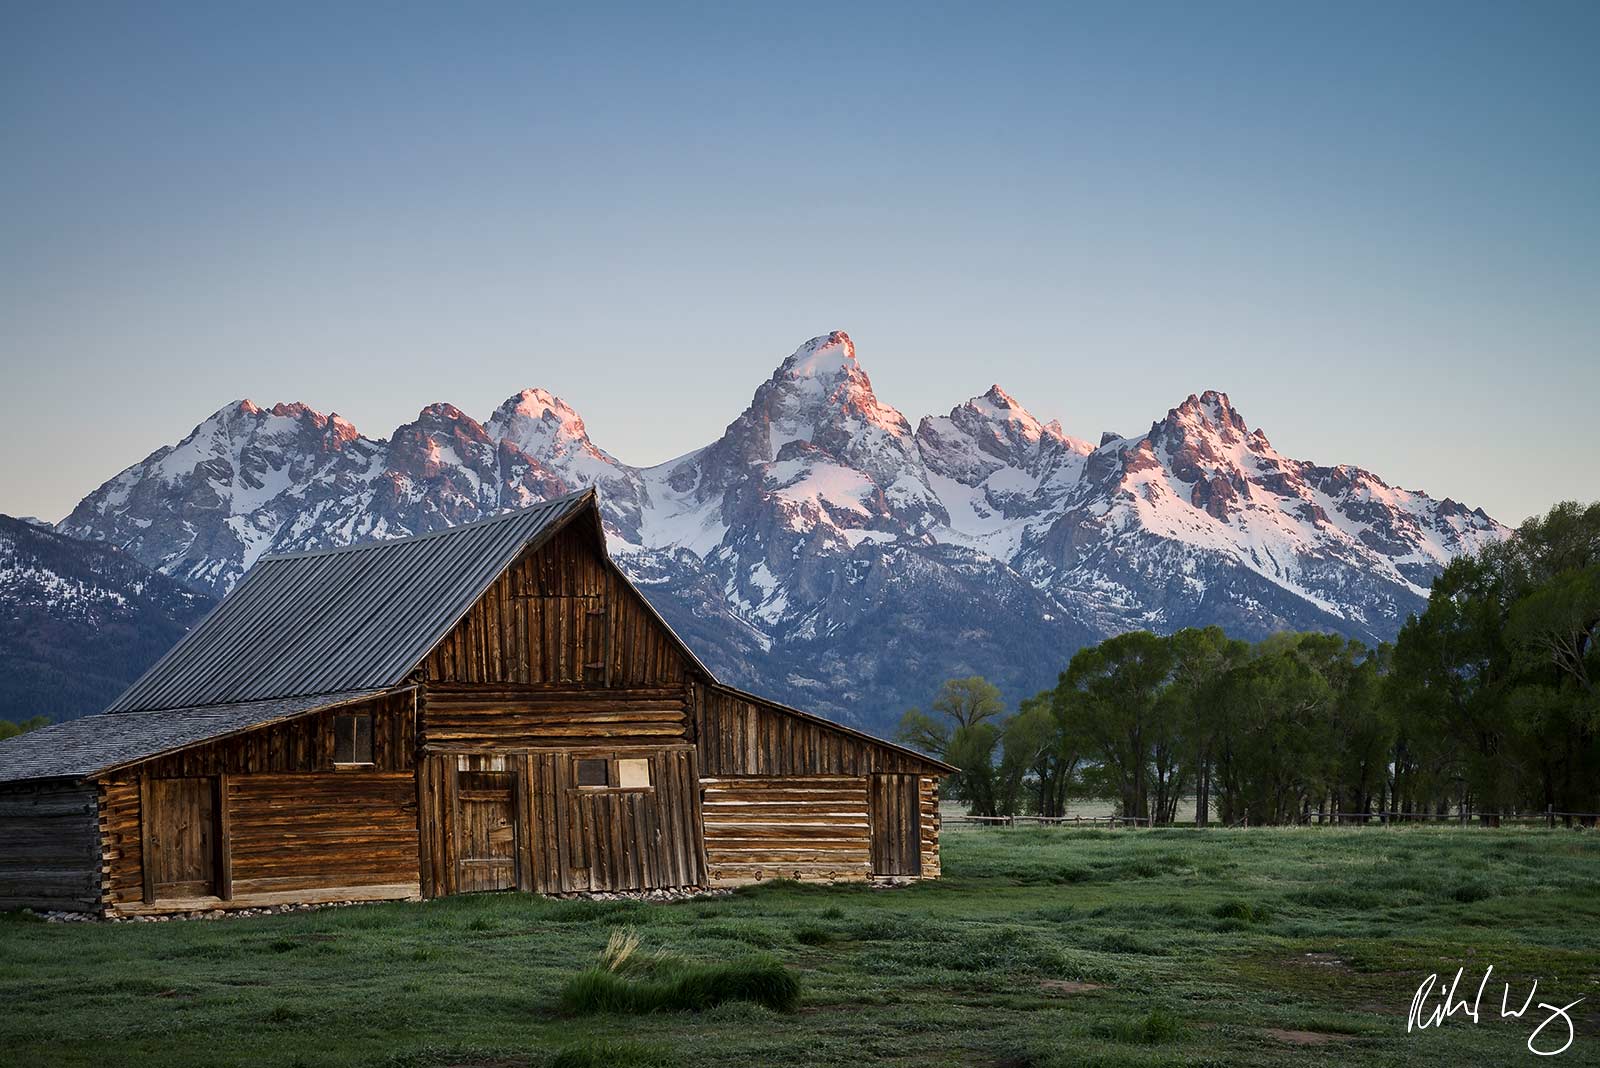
[
  {"left": 486, "top": 387, "right": 626, "bottom": 475},
  {"left": 781, "top": 330, "right": 857, "bottom": 379},
  {"left": 59, "top": 331, "right": 1507, "bottom": 682}
]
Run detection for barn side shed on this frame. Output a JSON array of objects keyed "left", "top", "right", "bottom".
[{"left": 0, "top": 489, "right": 951, "bottom": 915}]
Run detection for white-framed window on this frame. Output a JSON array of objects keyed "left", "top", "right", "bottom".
[{"left": 571, "top": 755, "right": 653, "bottom": 790}]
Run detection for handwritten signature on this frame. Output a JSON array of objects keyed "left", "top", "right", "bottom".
[{"left": 1409, "top": 965, "right": 1584, "bottom": 1057}]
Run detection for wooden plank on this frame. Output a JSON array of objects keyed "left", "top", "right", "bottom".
[
  {"left": 139, "top": 775, "right": 155, "bottom": 904},
  {"left": 514, "top": 755, "right": 534, "bottom": 893},
  {"left": 216, "top": 772, "right": 233, "bottom": 901}
]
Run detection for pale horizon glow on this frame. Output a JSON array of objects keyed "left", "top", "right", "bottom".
[{"left": 2, "top": 2, "right": 1596, "bottom": 526}]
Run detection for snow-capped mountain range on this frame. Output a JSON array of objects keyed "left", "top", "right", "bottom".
[
  {"left": 51, "top": 332, "right": 1503, "bottom": 729},
  {"left": 0, "top": 514, "right": 214, "bottom": 720}
]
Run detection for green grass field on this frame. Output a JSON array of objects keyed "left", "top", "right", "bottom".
[{"left": 3, "top": 826, "right": 1597, "bottom": 1067}]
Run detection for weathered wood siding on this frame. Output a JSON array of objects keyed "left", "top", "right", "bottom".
[
  {"left": 116, "top": 692, "right": 416, "bottom": 779},
  {"left": 0, "top": 781, "right": 101, "bottom": 911},
  {"left": 691, "top": 686, "right": 945, "bottom": 882},
  {"left": 419, "top": 684, "right": 689, "bottom": 750},
  {"left": 417, "top": 747, "right": 705, "bottom": 897},
  {"left": 692, "top": 685, "right": 936, "bottom": 776},
  {"left": 522, "top": 746, "right": 705, "bottom": 893},
  {"left": 410, "top": 522, "right": 708, "bottom": 896},
  {"left": 423, "top": 525, "right": 688, "bottom": 688},
  {"left": 920, "top": 775, "right": 942, "bottom": 879},
  {"left": 702, "top": 776, "right": 871, "bottom": 885},
  {"left": 228, "top": 774, "right": 418, "bottom": 897},
  {"left": 98, "top": 694, "right": 420, "bottom": 910},
  {"left": 869, "top": 773, "right": 923, "bottom": 877}
]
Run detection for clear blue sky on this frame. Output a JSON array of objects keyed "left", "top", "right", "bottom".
[{"left": 1, "top": 2, "right": 1595, "bottom": 525}]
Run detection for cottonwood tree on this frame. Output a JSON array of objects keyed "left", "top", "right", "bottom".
[
  {"left": 1059, "top": 631, "right": 1175, "bottom": 822},
  {"left": 898, "top": 676, "right": 1010, "bottom": 816}
]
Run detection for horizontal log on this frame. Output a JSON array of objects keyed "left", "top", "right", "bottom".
[
  {"left": 704, "top": 826, "right": 870, "bottom": 839},
  {"left": 0, "top": 796, "right": 97, "bottom": 819},
  {"left": 0, "top": 827, "right": 100, "bottom": 849},
  {"left": 0, "top": 869, "right": 100, "bottom": 895},
  {"left": 700, "top": 776, "right": 866, "bottom": 787},
  {"left": 0, "top": 895, "right": 101, "bottom": 911},
  {"left": 425, "top": 683, "right": 686, "bottom": 700},
  {"left": 425, "top": 724, "right": 685, "bottom": 739}
]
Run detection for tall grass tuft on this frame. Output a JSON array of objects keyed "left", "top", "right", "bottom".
[
  {"left": 559, "top": 954, "right": 801, "bottom": 1015},
  {"left": 792, "top": 923, "right": 834, "bottom": 946},
  {"left": 601, "top": 927, "right": 641, "bottom": 972},
  {"left": 1096, "top": 1007, "right": 1187, "bottom": 1045}
]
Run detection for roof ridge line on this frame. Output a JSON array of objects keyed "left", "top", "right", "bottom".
[{"left": 257, "top": 487, "right": 595, "bottom": 563}]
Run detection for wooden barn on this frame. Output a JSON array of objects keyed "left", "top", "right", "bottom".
[{"left": 0, "top": 489, "right": 950, "bottom": 915}]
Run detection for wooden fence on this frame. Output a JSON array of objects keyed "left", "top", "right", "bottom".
[
  {"left": 1308, "top": 806, "right": 1600, "bottom": 828},
  {"left": 950, "top": 814, "right": 1153, "bottom": 829},
  {"left": 948, "top": 806, "right": 1599, "bottom": 830}
]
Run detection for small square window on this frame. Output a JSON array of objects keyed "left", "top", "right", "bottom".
[
  {"left": 616, "top": 758, "right": 652, "bottom": 789},
  {"left": 335, "top": 714, "right": 373, "bottom": 764},
  {"left": 575, "top": 757, "right": 610, "bottom": 787}
]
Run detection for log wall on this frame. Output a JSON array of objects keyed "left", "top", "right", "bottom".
[
  {"left": 97, "top": 693, "right": 421, "bottom": 911},
  {"left": 701, "top": 776, "right": 871, "bottom": 885},
  {"left": 920, "top": 775, "right": 942, "bottom": 879},
  {"left": 690, "top": 686, "right": 945, "bottom": 883},
  {"left": 228, "top": 773, "right": 418, "bottom": 897},
  {"left": 419, "top": 683, "right": 688, "bottom": 750},
  {"left": 0, "top": 781, "right": 101, "bottom": 911}
]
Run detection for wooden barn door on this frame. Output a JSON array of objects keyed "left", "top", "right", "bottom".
[
  {"left": 143, "top": 777, "right": 219, "bottom": 900},
  {"left": 521, "top": 747, "right": 706, "bottom": 894},
  {"left": 869, "top": 774, "right": 922, "bottom": 878},
  {"left": 455, "top": 770, "right": 518, "bottom": 892}
]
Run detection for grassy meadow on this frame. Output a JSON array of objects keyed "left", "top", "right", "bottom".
[{"left": 2, "top": 826, "right": 1598, "bottom": 1067}]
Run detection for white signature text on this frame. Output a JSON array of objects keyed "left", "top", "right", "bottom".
[{"left": 1409, "top": 965, "right": 1584, "bottom": 1057}]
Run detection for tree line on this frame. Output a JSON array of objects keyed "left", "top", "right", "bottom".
[
  {"left": 901, "top": 500, "right": 1599, "bottom": 826},
  {"left": 0, "top": 716, "right": 48, "bottom": 741}
]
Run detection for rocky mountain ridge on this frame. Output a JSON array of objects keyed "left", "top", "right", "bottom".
[{"left": 52, "top": 332, "right": 1504, "bottom": 729}]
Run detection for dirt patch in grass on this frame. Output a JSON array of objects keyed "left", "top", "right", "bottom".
[
  {"left": 1300, "top": 952, "right": 1350, "bottom": 969},
  {"left": 1265, "top": 1028, "right": 1354, "bottom": 1046},
  {"left": 1039, "top": 980, "right": 1103, "bottom": 994}
]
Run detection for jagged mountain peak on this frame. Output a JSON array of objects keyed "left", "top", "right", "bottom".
[
  {"left": 413, "top": 401, "right": 478, "bottom": 426},
  {"left": 493, "top": 386, "right": 582, "bottom": 425},
  {"left": 1164, "top": 389, "right": 1250, "bottom": 437},
  {"left": 959, "top": 385, "right": 1092, "bottom": 455},
  {"left": 484, "top": 386, "right": 641, "bottom": 534},
  {"left": 763, "top": 331, "right": 909, "bottom": 436},
  {"left": 780, "top": 330, "right": 856, "bottom": 378},
  {"left": 49, "top": 332, "right": 1509, "bottom": 731},
  {"left": 487, "top": 387, "right": 610, "bottom": 461},
  {"left": 229, "top": 398, "right": 345, "bottom": 430}
]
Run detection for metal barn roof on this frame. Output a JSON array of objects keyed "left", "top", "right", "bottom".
[
  {"left": 105, "top": 489, "right": 596, "bottom": 713},
  {"left": 0, "top": 691, "right": 387, "bottom": 783},
  {"left": 0, "top": 484, "right": 951, "bottom": 785}
]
